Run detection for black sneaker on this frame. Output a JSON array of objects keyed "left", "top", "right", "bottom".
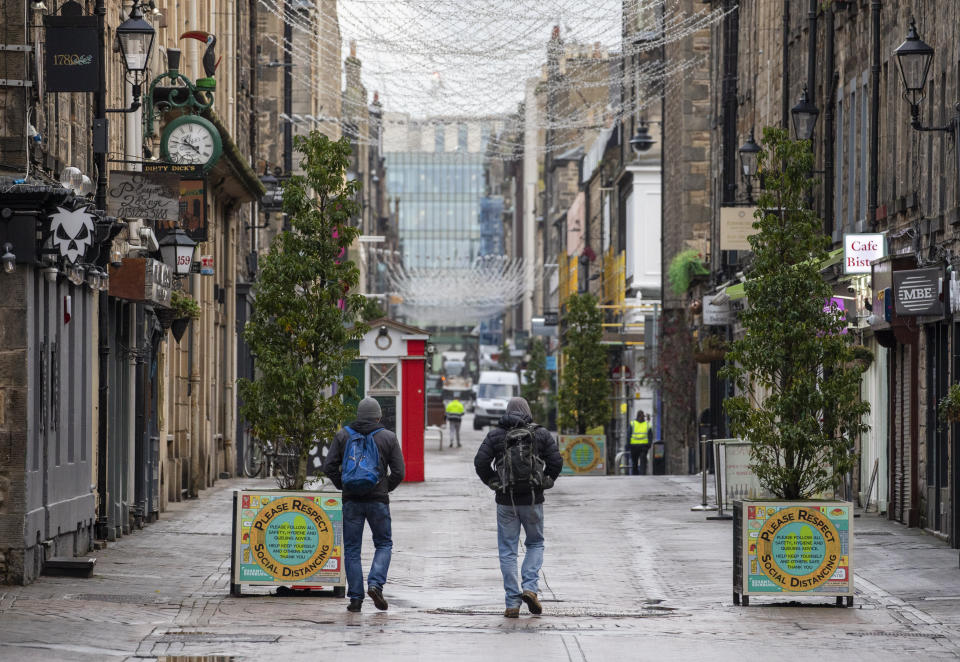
[
  {"left": 347, "top": 598, "right": 362, "bottom": 612},
  {"left": 367, "top": 586, "right": 388, "bottom": 611},
  {"left": 521, "top": 590, "right": 542, "bottom": 615}
]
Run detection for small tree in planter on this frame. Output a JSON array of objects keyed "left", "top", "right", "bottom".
[
  {"left": 721, "top": 128, "right": 869, "bottom": 606},
  {"left": 522, "top": 338, "right": 552, "bottom": 425},
  {"left": 721, "top": 128, "right": 869, "bottom": 499},
  {"left": 238, "top": 132, "right": 367, "bottom": 490},
  {"left": 558, "top": 293, "right": 610, "bottom": 434}
]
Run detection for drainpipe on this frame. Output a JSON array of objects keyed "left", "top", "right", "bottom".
[
  {"left": 721, "top": 0, "right": 739, "bottom": 208},
  {"left": 782, "top": 1, "right": 791, "bottom": 129},
  {"left": 283, "top": 0, "right": 293, "bottom": 176},
  {"left": 806, "top": 0, "right": 817, "bottom": 122},
  {"left": 824, "top": 7, "right": 836, "bottom": 236},
  {"left": 868, "top": 0, "right": 881, "bottom": 231}
]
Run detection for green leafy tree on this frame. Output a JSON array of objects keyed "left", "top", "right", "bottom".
[
  {"left": 238, "top": 132, "right": 367, "bottom": 489},
  {"left": 522, "top": 338, "right": 551, "bottom": 423},
  {"left": 720, "top": 127, "right": 869, "bottom": 499},
  {"left": 559, "top": 293, "right": 610, "bottom": 433},
  {"left": 497, "top": 342, "right": 513, "bottom": 371},
  {"left": 359, "top": 296, "right": 385, "bottom": 322}
]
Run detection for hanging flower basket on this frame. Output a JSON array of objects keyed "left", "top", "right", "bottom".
[
  {"left": 170, "top": 290, "right": 201, "bottom": 320},
  {"left": 668, "top": 249, "right": 710, "bottom": 296},
  {"left": 939, "top": 383, "right": 960, "bottom": 424},
  {"left": 155, "top": 307, "right": 176, "bottom": 330},
  {"left": 693, "top": 335, "right": 728, "bottom": 363},
  {"left": 171, "top": 317, "right": 191, "bottom": 343}
]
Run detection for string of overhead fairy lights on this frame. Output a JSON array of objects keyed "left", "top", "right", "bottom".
[
  {"left": 385, "top": 256, "right": 532, "bottom": 324},
  {"left": 252, "top": 0, "right": 733, "bottom": 154}
]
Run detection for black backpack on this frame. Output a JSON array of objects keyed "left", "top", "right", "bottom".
[{"left": 495, "top": 424, "right": 546, "bottom": 491}]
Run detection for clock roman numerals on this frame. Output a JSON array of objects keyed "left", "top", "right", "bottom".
[{"left": 162, "top": 118, "right": 221, "bottom": 168}]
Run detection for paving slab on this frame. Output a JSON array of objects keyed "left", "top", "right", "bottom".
[{"left": 2, "top": 415, "right": 960, "bottom": 661}]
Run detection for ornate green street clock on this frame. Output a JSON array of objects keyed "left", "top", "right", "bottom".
[{"left": 160, "top": 115, "right": 222, "bottom": 170}]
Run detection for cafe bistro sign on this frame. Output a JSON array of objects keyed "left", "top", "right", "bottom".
[
  {"left": 893, "top": 267, "right": 943, "bottom": 316},
  {"left": 843, "top": 233, "right": 885, "bottom": 274}
]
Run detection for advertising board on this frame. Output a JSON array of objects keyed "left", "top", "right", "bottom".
[
  {"left": 231, "top": 490, "right": 345, "bottom": 595},
  {"left": 741, "top": 501, "right": 853, "bottom": 598},
  {"left": 558, "top": 434, "right": 606, "bottom": 475}
]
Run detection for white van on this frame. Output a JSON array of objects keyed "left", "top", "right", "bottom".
[{"left": 472, "top": 370, "right": 520, "bottom": 430}]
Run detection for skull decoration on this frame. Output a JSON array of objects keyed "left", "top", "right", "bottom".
[{"left": 49, "top": 206, "right": 95, "bottom": 264}]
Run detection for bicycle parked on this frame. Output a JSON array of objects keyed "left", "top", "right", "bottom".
[{"left": 243, "top": 437, "right": 331, "bottom": 489}]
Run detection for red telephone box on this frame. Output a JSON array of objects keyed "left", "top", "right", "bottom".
[{"left": 356, "top": 319, "right": 430, "bottom": 482}]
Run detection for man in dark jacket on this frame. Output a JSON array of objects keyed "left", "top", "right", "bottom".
[
  {"left": 323, "top": 397, "right": 405, "bottom": 613},
  {"left": 474, "top": 396, "right": 563, "bottom": 618}
]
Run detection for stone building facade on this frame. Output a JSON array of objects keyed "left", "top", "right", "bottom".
[
  {"left": 706, "top": 0, "right": 960, "bottom": 547},
  {"left": 660, "top": 0, "right": 713, "bottom": 474},
  {"left": 0, "top": 0, "right": 300, "bottom": 583}
]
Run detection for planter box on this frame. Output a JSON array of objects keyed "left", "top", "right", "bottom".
[{"left": 733, "top": 500, "right": 854, "bottom": 607}]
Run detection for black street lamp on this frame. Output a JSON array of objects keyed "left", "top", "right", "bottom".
[
  {"left": 894, "top": 19, "right": 934, "bottom": 115},
  {"left": 791, "top": 86, "right": 820, "bottom": 141},
  {"left": 738, "top": 130, "right": 761, "bottom": 180},
  {"left": 94, "top": 0, "right": 156, "bottom": 210},
  {"left": 893, "top": 19, "right": 953, "bottom": 134},
  {"left": 630, "top": 120, "right": 655, "bottom": 154},
  {"left": 159, "top": 227, "right": 197, "bottom": 276},
  {"left": 116, "top": 2, "right": 155, "bottom": 74},
  {"left": 738, "top": 130, "right": 761, "bottom": 203}
]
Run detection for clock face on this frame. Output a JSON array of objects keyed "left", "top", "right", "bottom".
[{"left": 165, "top": 120, "right": 217, "bottom": 165}]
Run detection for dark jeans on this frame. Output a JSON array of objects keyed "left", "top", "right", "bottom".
[
  {"left": 342, "top": 500, "right": 393, "bottom": 601},
  {"left": 630, "top": 444, "right": 649, "bottom": 476}
]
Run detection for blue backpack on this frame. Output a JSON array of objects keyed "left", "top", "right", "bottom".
[{"left": 341, "top": 426, "right": 384, "bottom": 493}]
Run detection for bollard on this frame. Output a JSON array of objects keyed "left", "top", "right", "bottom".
[{"left": 691, "top": 435, "right": 718, "bottom": 512}]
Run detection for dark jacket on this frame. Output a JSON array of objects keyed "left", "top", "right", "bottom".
[
  {"left": 474, "top": 412, "right": 563, "bottom": 506},
  {"left": 323, "top": 419, "right": 405, "bottom": 503}
]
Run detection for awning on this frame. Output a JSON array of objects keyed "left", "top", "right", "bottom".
[
  {"left": 818, "top": 247, "right": 844, "bottom": 272},
  {"left": 725, "top": 283, "right": 746, "bottom": 301}
]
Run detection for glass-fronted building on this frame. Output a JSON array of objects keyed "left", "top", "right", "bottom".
[{"left": 385, "top": 151, "right": 486, "bottom": 269}]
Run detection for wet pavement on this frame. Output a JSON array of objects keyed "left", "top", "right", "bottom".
[{"left": 3, "top": 415, "right": 960, "bottom": 660}]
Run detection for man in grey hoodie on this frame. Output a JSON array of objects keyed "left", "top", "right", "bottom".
[
  {"left": 474, "top": 397, "right": 563, "bottom": 618},
  {"left": 323, "top": 397, "right": 405, "bottom": 613}
]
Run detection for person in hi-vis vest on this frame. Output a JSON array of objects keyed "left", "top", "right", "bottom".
[
  {"left": 628, "top": 410, "right": 651, "bottom": 475},
  {"left": 445, "top": 398, "right": 465, "bottom": 448}
]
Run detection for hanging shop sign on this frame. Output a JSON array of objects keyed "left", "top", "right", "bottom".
[
  {"left": 43, "top": 12, "right": 99, "bottom": 93},
  {"left": 719, "top": 206, "right": 757, "bottom": 252},
  {"left": 558, "top": 434, "right": 605, "bottom": 475},
  {"left": 48, "top": 206, "right": 96, "bottom": 264},
  {"left": 108, "top": 257, "right": 172, "bottom": 306},
  {"left": 231, "top": 490, "right": 345, "bottom": 596},
  {"left": 843, "top": 233, "right": 886, "bottom": 274},
  {"left": 143, "top": 163, "right": 208, "bottom": 242},
  {"left": 107, "top": 171, "right": 181, "bottom": 221},
  {"left": 893, "top": 267, "right": 943, "bottom": 316},
  {"left": 702, "top": 293, "right": 733, "bottom": 325}
]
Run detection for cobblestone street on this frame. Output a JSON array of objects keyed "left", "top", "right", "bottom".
[{"left": 2, "top": 417, "right": 960, "bottom": 661}]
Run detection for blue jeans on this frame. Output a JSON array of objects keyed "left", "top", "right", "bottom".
[
  {"left": 342, "top": 500, "right": 393, "bottom": 601},
  {"left": 496, "top": 504, "right": 544, "bottom": 608}
]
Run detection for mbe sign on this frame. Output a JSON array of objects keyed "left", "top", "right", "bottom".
[
  {"left": 843, "top": 233, "right": 885, "bottom": 274},
  {"left": 893, "top": 268, "right": 943, "bottom": 316}
]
